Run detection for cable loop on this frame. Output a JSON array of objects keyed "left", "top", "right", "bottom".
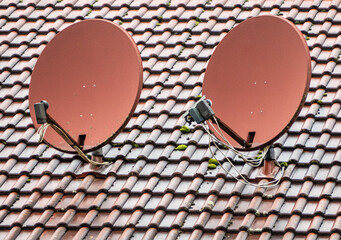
[
  {"left": 202, "top": 117, "right": 284, "bottom": 188},
  {"left": 37, "top": 123, "right": 110, "bottom": 166}
]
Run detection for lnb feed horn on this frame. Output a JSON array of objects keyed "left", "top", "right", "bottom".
[{"left": 182, "top": 96, "right": 214, "bottom": 124}]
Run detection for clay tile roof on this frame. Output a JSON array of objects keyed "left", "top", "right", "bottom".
[{"left": 0, "top": 0, "right": 341, "bottom": 239}]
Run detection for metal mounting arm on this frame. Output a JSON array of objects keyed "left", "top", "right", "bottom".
[
  {"left": 34, "top": 101, "right": 80, "bottom": 149},
  {"left": 182, "top": 96, "right": 252, "bottom": 148},
  {"left": 213, "top": 116, "right": 252, "bottom": 148},
  {"left": 34, "top": 101, "right": 108, "bottom": 166}
]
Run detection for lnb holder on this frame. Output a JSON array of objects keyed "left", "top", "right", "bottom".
[
  {"left": 33, "top": 100, "right": 103, "bottom": 166},
  {"left": 182, "top": 96, "right": 251, "bottom": 148},
  {"left": 34, "top": 100, "right": 49, "bottom": 124},
  {"left": 182, "top": 96, "right": 214, "bottom": 124}
]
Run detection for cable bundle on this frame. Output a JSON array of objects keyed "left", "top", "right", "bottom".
[
  {"left": 37, "top": 123, "right": 110, "bottom": 166},
  {"left": 202, "top": 116, "right": 285, "bottom": 188}
]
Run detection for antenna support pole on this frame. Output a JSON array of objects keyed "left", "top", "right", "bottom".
[
  {"left": 263, "top": 146, "right": 276, "bottom": 175},
  {"left": 255, "top": 146, "right": 278, "bottom": 180},
  {"left": 90, "top": 148, "right": 104, "bottom": 170}
]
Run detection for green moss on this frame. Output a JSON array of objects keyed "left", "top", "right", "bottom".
[
  {"left": 305, "top": 36, "right": 310, "bottom": 40},
  {"left": 86, "top": 9, "right": 92, "bottom": 16},
  {"left": 179, "top": 46, "right": 185, "bottom": 55},
  {"left": 248, "top": 228, "right": 262, "bottom": 234},
  {"left": 311, "top": 160, "right": 319, "bottom": 165},
  {"left": 111, "top": 142, "right": 123, "bottom": 147},
  {"left": 104, "top": 158, "right": 115, "bottom": 162},
  {"left": 280, "top": 162, "right": 288, "bottom": 167},
  {"left": 26, "top": 178, "right": 31, "bottom": 183},
  {"left": 90, "top": 0, "right": 98, "bottom": 6},
  {"left": 180, "top": 126, "right": 190, "bottom": 133},
  {"left": 208, "top": 158, "right": 219, "bottom": 165},
  {"left": 208, "top": 163, "right": 217, "bottom": 169},
  {"left": 288, "top": 159, "right": 297, "bottom": 165},
  {"left": 263, "top": 194, "right": 273, "bottom": 200},
  {"left": 156, "top": 22, "right": 161, "bottom": 26},
  {"left": 317, "top": 100, "right": 323, "bottom": 105},
  {"left": 156, "top": 16, "right": 163, "bottom": 21},
  {"left": 221, "top": 144, "right": 229, "bottom": 149},
  {"left": 175, "top": 144, "right": 187, "bottom": 150},
  {"left": 207, "top": 200, "right": 214, "bottom": 207}
]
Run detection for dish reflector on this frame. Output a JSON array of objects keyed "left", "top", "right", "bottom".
[
  {"left": 29, "top": 19, "right": 143, "bottom": 153},
  {"left": 203, "top": 15, "right": 311, "bottom": 150}
]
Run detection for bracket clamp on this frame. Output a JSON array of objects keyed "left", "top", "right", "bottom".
[{"left": 182, "top": 96, "right": 214, "bottom": 124}]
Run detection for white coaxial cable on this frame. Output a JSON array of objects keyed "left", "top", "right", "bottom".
[
  {"left": 36, "top": 123, "right": 110, "bottom": 166},
  {"left": 203, "top": 124, "right": 284, "bottom": 188}
]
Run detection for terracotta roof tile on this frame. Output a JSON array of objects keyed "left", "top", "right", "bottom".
[{"left": 1, "top": 0, "right": 341, "bottom": 238}]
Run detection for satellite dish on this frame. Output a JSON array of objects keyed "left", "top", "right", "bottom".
[
  {"left": 29, "top": 19, "right": 143, "bottom": 154},
  {"left": 201, "top": 15, "right": 311, "bottom": 150}
]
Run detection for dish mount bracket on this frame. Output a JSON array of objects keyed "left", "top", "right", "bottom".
[
  {"left": 183, "top": 97, "right": 252, "bottom": 148},
  {"left": 34, "top": 100, "right": 104, "bottom": 166}
]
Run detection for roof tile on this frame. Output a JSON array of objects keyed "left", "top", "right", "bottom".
[{"left": 1, "top": 0, "right": 341, "bottom": 238}]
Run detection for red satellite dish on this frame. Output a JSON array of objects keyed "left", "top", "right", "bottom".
[
  {"left": 29, "top": 19, "right": 143, "bottom": 153},
  {"left": 203, "top": 15, "right": 311, "bottom": 150}
]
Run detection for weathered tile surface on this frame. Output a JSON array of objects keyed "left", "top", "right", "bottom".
[{"left": 0, "top": 0, "right": 341, "bottom": 239}]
